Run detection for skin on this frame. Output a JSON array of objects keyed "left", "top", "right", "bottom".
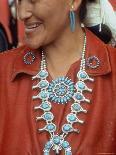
[{"left": 17, "top": 0, "right": 84, "bottom": 79}]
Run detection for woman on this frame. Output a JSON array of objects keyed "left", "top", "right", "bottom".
[{"left": 0, "top": 0, "right": 116, "bottom": 155}]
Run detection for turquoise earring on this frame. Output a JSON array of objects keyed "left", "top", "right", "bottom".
[{"left": 69, "top": 9, "right": 76, "bottom": 32}]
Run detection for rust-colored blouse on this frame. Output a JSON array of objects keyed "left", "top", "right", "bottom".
[{"left": 0, "top": 30, "right": 116, "bottom": 155}]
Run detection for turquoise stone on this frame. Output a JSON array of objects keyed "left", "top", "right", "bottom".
[
  {"left": 80, "top": 72, "right": 87, "bottom": 78},
  {"left": 62, "top": 124, "right": 72, "bottom": 132},
  {"left": 51, "top": 96, "right": 56, "bottom": 101},
  {"left": 45, "top": 141, "right": 52, "bottom": 149},
  {"left": 43, "top": 112, "right": 53, "bottom": 121},
  {"left": 75, "top": 92, "right": 83, "bottom": 100},
  {"left": 72, "top": 103, "right": 81, "bottom": 112},
  {"left": 40, "top": 102, "right": 51, "bottom": 111},
  {"left": 56, "top": 98, "right": 59, "bottom": 103},
  {"left": 39, "top": 91, "right": 49, "bottom": 99},
  {"left": 41, "top": 102, "right": 49, "bottom": 109},
  {"left": 63, "top": 97, "right": 67, "bottom": 103},
  {"left": 46, "top": 123, "right": 56, "bottom": 132},
  {"left": 68, "top": 93, "right": 73, "bottom": 97},
  {"left": 67, "top": 114, "right": 76, "bottom": 122},
  {"left": 49, "top": 94, "right": 54, "bottom": 98},
  {"left": 48, "top": 77, "right": 74, "bottom": 104},
  {"left": 62, "top": 141, "right": 69, "bottom": 149},
  {"left": 66, "top": 96, "right": 70, "bottom": 100},
  {"left": 39, "top": 80, "right": 49, "bottom": 88},
  {"left": 77, "top": 81, "right": 85, "bottom": 90},
  {"left": 69, "top": 83, "right": 73, "bottom": 86},
  {"left": 61, "top": 98, "right": 64, "bottom": 103},
  {"left": 53, "top": 135, "right": 61, "bottom": 144},
  {"left": 38, "top": 70, "right": 48, "bottom": 79}
]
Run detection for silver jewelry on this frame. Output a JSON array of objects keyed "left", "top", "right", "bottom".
[
  {"left": 23, "top": 52, "right": 36, "bottom": 65},
  {"left": 32, "top": 34, "right": 94, "bottom": 155},
  {"left": 86, "top": 56, "right": 100, "bottom": 69},
  {"left": 48, "top": 77, "right": 75, "bottom": 104}
]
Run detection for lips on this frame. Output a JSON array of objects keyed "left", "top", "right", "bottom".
[{"left": 24, "top": 22, "right": 42, "bottom": 33}]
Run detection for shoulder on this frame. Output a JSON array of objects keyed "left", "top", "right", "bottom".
[
  {"left": 0, "top": 45, "right": 26, "bottom": 63},
  {"left": 0, "top": 45, "right": 40, "bottom": 82},
  {"left": 0, "top": 45, "right": 28, "bottom": 75},
  {"left": 86, "top": 29, "right": 116, "bottom": 80},
  {"left": 105, "top": 45, "right": 116, "bottom": 68},
  {"left": 87, "top": 28, "right": 116, "bottom": 63},
  {"left": 106, "top": 45, "right": 116, "bottom": 56}
]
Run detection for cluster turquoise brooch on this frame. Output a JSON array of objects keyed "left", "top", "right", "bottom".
[
  {"left": 32, "top": 34, "right": 94, "bottom": 155},
  {"left": 48, "top": 77, "right": 75, "bottom": 104}
]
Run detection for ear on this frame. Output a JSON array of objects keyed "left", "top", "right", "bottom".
[{"left": 71, "top": 0, "right": 82, "bottom": 11}]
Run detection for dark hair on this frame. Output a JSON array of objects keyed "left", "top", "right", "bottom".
[
  {"left": 79, "top": 0, "right": 112, "bottom": 43},
  {"left": 88, "top": 24, "right": 112, "bottom": 44},
  {"left": 79, "top": 0, "right": 95, "bottom": 22}
]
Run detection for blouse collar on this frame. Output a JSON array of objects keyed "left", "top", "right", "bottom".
[{"left": 11, "top": 29, "right": 111, "bottom": 81}]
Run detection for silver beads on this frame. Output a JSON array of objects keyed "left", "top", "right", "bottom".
[
  {"left": 31, "top": 33, "right": 94, "bottom": 155},
  {"left": 86, "top": 56, "right": 100, "bottom": 69},
  {"left": 23, "top": 52, "right": 36, "bottom": 65}
]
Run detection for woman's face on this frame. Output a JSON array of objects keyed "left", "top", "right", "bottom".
[{"left": 17, "top": 0, "right": 71, "bottom": 49}]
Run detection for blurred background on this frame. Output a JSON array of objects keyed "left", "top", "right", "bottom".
[
  {"left": 0, "top": 0, "right": 116, "bottom": 52},
  {"left": 0, "top": 0, "right": 24, "bottom": 52}
]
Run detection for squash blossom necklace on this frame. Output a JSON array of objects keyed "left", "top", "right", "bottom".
[{"left": 32, "top": 34, "right": 94, "bottom": 155}]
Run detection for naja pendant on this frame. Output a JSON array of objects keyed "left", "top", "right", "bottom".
[{"left": 43, "top": 135, "right": 72, "bottom": 155}]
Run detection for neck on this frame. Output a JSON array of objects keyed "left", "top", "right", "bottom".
[{"left": 42, "top": 26, "right": 85, "bottom": 79}]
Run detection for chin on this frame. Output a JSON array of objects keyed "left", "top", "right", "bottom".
[{"left": 25, "top": 37, "right": 43, "bottom": 50}]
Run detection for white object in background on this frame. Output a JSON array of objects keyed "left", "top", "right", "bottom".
[{"left": 85, "top": 0, "right": 116, "bottom": 46}]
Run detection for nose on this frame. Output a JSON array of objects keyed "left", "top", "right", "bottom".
[{"left": 17, "top": 1, "right": 33, "bottom": 21}]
